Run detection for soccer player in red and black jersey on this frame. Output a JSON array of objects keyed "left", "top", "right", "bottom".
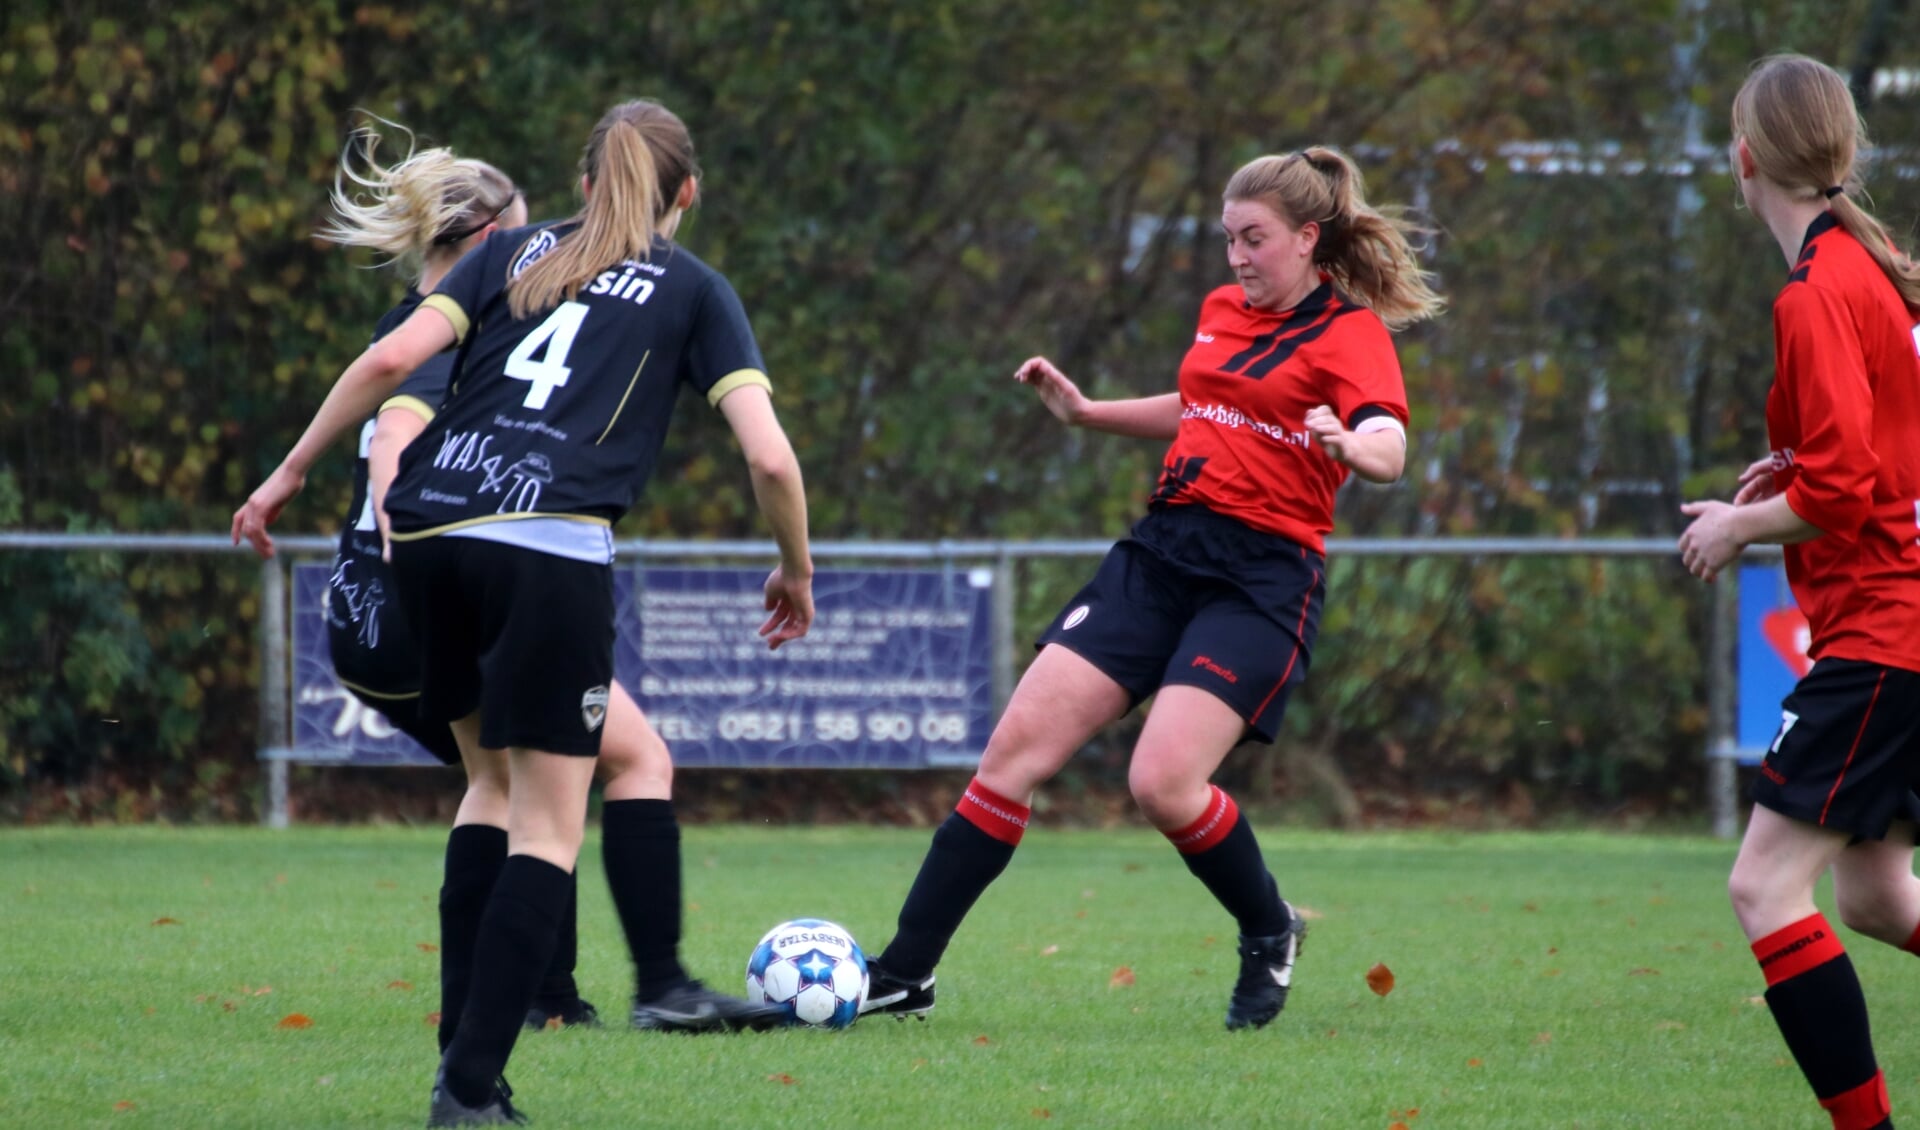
[
  {"left": 1679, "top": 55, "right": 1920, "bottom": 1130},
  {"left": 861, "top": 147, "right": 1443, "bottom": 1030}
]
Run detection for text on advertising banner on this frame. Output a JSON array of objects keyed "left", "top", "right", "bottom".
[{"left": 289, "top": 562, "right": 993, "bottom": 769}]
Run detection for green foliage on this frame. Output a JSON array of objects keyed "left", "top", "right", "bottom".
[{"left": 2, "top": 1, "right": 1909, "bottom": 807}]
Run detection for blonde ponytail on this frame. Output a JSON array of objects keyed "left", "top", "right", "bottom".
[
  {"left": 1224, "top": 146, "right": 1445, "bottom": 330},
  {"left": 508, "top": 99, "right": 699, "bottom": 320},
  {"left": 1734, "top": 53, "right": 1920, "bottom": 311},
  {"left": 319, "top": 116, "right": 518, "bottom": 283}
]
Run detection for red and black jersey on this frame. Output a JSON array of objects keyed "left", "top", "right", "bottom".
[
  {"left": 1768, "top": 212, "right": 1920, "bottom": 672},
  {"left": 1151, "top": 280, "right": 1408, "bottom": 552}
]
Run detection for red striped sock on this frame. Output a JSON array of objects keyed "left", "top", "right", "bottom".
[
  {"left": 1165, "top": 786, "right": 1238, "bottom": 855},
  {"left": 955, "top": 778, "right": 1029, "bottom": 846},
  {"left": 1751, "top": 913, "right": 1845, "bottom": 987}
]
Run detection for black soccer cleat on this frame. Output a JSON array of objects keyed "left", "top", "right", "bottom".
[
  {"left": 524, "top": 994, "right": 601, "bottom": 1031},
  {"left": 1225, "top": 901, "right": 1307, "bottom": 1031},
  {"left": 426, "top": 1070, "right": 526, "bottom": 1127},
  {"left": 631, "top": 979, "right": 787, "bottom": 1033},
  {"left": 859, "top": 959, "right": 935, "bottom": 1020}
]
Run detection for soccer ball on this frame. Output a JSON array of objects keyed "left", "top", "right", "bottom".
[{"left": 745, "top": 918, "right": 869, "bottom": 1029}]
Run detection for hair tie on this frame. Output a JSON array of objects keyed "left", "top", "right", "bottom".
[{"left": 1823, "top": 185, "right": 1844, "bottom": 199}]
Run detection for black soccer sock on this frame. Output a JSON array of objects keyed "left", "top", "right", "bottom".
[
  {"left": 602, "top": 798, "right": 689, "bottom": 1002},
  {"left": 879, "top": 778, "right": 1029, "bottom": 981},
  {"left": 437, "top": 823, "right": 507, "bottom": 1054},
  {"left": 533, "top": 870, "right": 580, "bottom": 1010},
  {"left": 441, "top": 855, "right": 571, "bottom": 1110},
  {"left": 1752, "top": 914, "right": 1892, "bottom": 1130},
  {"left": 1166, "top": 786, "right": 1289, "bottom": 937}
]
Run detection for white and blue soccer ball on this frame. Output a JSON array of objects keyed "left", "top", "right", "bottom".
[{"left": 745, "top": 918, "right": 868, "bottom": 1029}]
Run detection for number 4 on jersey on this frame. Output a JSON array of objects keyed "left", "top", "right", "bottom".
[{"left": 505, "top": 301, "right": 590, "bottom": 409}]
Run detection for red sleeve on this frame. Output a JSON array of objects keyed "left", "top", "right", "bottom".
[
  {"left": 1321, "top": 313, "right": 1409, "bottom": 426},
  {"left": 1775, "top": 282, "right": 1877, "bottom": 540}
]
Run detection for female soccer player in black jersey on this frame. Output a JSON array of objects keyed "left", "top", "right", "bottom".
[
  {"left": 234, "top": 100, "right": 812, "bottom": 1124},
  {"left": 860, "top": 148, "right": 1443, "bottom": 1032},
  {"left": 1679, "top": 55, "right": 1920, "bottom": 1130}
]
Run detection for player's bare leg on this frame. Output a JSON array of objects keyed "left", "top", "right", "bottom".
[
  {"left": 1134, "top": 686, "right": 1302, "bottom": 1030},
  {"left": 1730, "top": 806, "right": 1891, "bottom": 1130},
  {"left": 864, "top": 645, "right": 1130, "bottom": 1018},
  {"left": 1830, "top": 822, "right": 1920, "bottom": 949}
]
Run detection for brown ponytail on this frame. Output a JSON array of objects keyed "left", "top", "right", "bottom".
[
  {"left": 1223, "top": 146, "right": 1445, "bottom": 330},
  {"left": 1733, "top": 54, "right": 1920, "bottom": 311},
  {"left": 508, "top": 99, "right": 700, "bottom": 319}
]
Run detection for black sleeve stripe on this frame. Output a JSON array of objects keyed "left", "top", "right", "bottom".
[{"left": 1347, "top": 404, "right": 1399, "bottom": 430}]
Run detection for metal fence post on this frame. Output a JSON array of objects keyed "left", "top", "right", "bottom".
[
  {"left": 991, "top": 549, "right": 1016, "bottom": 719},
  {"left": 260, "top": 554, "right": 291, "bottom": 829},
  {"left": 1707, "top": 568, "right": 1739, "bottom": 840}
]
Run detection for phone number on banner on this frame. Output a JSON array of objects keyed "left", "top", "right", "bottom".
[{"left": 650, "top": 709, "right": 971, "bottom": 744}]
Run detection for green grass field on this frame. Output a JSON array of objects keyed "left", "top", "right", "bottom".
[{"left": 4, "top": 825, "right": 1915, "bottom": 1128}]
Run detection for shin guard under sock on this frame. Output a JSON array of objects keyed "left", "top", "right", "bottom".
[
  {"left": 602, "top": 798, "right": 689, "bottom": 1001},
  {"left": 441, "top": 855, "right": 571, "bottom": 1109},
  {"left": 437, "top": 824, "right": 507, "bottom": 1054},
  {"left": 1752, "top": 913, "right": 1891, "bottom": 1130},
  {"left": 1167, "top": 786, "right": 1289, "bottom": 937},
  {"left": 878, "top": 778, "right": 1029, "bottom": 980}
]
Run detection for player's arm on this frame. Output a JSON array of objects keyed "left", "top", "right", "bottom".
[
  {"left": 367, "top": 403, "right": 433, "bottom": 556},
  {"left": 1013, "top": 356, "right": 1181, "bottom": 440},
  {"left": 717, "top": 383, "right": 814, "bottom": 649},
  {"left": 231, "top": 307, "right": 459, "bottom": 557},
  {"left": 1305, "top": 405, "right": 1405, "bottom": 483}
]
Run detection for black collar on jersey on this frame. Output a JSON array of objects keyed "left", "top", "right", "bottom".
[
  {"left": 1796, "top": 211, "right": 1841, "bottom": 262},
  {"left": 1244, "top": 279, "right": 1334, "bottom": 315}
]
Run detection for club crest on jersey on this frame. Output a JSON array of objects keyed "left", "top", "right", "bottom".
[
  {"left": 510, "top": 229, "right": 560, "bottom": 279},
  {"left": 1063, "top": 605, "right": 1091, "bottom": 630},
  {"left": 581, "top": 685, "right": 610, "bottom": 732}
]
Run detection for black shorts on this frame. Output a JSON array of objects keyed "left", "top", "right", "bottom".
[
  {"left": 388, "top": 535, "right": 615, "bottom": 758},
  {"left": 1036, "top": 506, "right": 1325, "bottom": 744},
  {"left": 1753, "top": 658, "right": 1920, "bottom": 841}
]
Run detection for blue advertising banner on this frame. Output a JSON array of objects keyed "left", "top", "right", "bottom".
[
  {"left": 289, "top": 562, "right": 993, "bottom": 769},
  {"left": 1736, "top": 562, "right": 1810, "bottom": 763}
]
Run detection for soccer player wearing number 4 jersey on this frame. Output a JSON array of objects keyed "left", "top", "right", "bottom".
[
  {"left": 1680, "top": 55, "right": 1920, "bottom": 1130},
  {"left": 862, "top": 146, "right": 1443, "bottom": 1031},
  {"left": 236, "top": 99, "right": 814, "bottom": 1127}
]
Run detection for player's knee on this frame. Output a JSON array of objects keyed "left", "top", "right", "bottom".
[{"left": 1126, "top": 759, "right": 1188, "bottom": 828}]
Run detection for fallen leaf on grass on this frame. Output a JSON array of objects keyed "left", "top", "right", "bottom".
[
  {"left": 1467, "top": 1058, "right": 1484, "bottom": 1068},
  {"left": 114, "top": 1101, "right": 135, "bottom": 1113},
  {"left": 1081, "top": 889, "right": 1096, "bottom": 900},
  {"left": 1390, "top": 1123, "right": 1411, "bottom": 1130},
  {"left": 545, "top": 1016, "right": 562, "bottom": 1031},
  {"left": 1039, "top": 945, "right": 1059, "bottom": 957},
  {"left": 1547, "top": 947, "right": 1559, "bottom": 955},
  {"left": 417, "top": 943, "right": 439, "bottom": 953},
  {"left": 1523, "top": 901, "right": 1539, "bottom": 912},
  {"left": 767, "top": 1073, "right": 796, "bottom": 1085},
  {"left": 387, "top": 981, "right": 413, "bottom": 991},
  {"left": 1109, "top": 967, "right": 1135, "bottom": 989},
  {"left": 252, "top": 986, "right": 272, "bottom": 996},
  {"left": 151, "top": 917, "right": 180, "bottom": 927},
  {"left": 425, "top": 1012, "right": 442, "bottom": 1026},
  {"left": 973, "top": 1035, "right": 991, "bottom": 1045},
  {"left": 1122, "top": 862, "right": 1143, "bottom": 873},
  {"left": 318, "top": 1075, "right": 333, "bottom": 1086},
  {"left": 1326, "top": 1030, "right": 1338, "bottom": 1038},
  {"left": 1628, "top": 968, "right": 1660, "bottom": 976},
  {"left": 277, "top": 1013, "right": 313, "bottom": 1029},
  {"left": 1654, "top": 1021, "right": 1685, "bottom": 1031},
  {"left": 1366, "top": 963, "right": 1395, "bottom": 996},
  {"left": 1533, "top": 1032, "right": 1552, "bottom": 1045},
  {"left": 1073, "top": 910, "right": 1087, "bottom": 919},
  {"left": 910, "top": 1058, "right": 928, "bottom": 1071},
  {"left": 1032, "top": 1109, "right": 1052, "bottom": 1119},
  {"left": 1746, "top": 996, "right": 1766, "bottom": 1007},
  {"left": 1542, "top": 969, "right": 1562, "bottom": 978},
  {"left": 221, "top": 1001, "right": 236, "bottom": 1012},
  {"left": 375, "top": 880, "right": 397, "bottom": 890}
]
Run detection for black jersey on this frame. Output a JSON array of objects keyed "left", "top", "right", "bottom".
[
  {"left": 326, "top": 289, "right": 455, "bottom": 696},
  {"left": 384, "top": 221, "right": 769, "bottom": 558}
]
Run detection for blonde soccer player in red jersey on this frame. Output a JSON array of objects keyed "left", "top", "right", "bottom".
[
  {"left": 860, "top": 147, "right": 1443, "bottom": 1031},
  {"left": 1680, "top": 54, "right": 1920, "bottom": 1130}
]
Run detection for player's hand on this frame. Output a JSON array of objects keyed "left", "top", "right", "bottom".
[
  {"left": 760, "top": 563, "right": 815, "bottom": 650},
  {"left": 1678, "top": 499, "right": 1743, "bottom": 583},
  {"left": 231, "top": 465, "right": 306, "bottom": 559},
  {"left": 1304, "top": 404, "right": 1349, "bottom": 464},
  {"left": 1733, "top": 456, "right": 1778, "bottom": 506},
  {"left": 1013, "top": 356, "right": 1090, "bottom": 426}
]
